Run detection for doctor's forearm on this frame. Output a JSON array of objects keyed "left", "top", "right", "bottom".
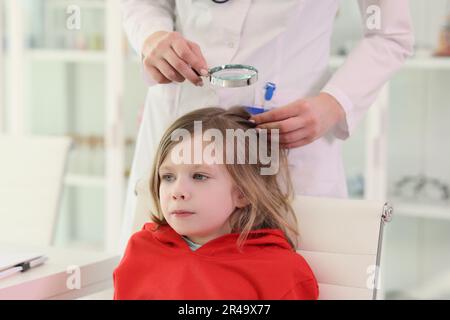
[
  {"left": 322, "top": 0, "right": 415, "bottom": 140},
  {"left": 121, "top": 0, "right": 176, "bottom": 56}
]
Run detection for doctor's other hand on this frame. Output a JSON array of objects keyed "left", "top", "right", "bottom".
[
  {"left": 142, "top": 31, "right": 209, "bottom": 86},
  {"left": 250, "top": 92, "right": 346, "bottom": 149}
]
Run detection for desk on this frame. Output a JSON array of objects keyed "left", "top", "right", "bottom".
[{"left": 0, "top": 244, "right": 120, "bottom": 300}]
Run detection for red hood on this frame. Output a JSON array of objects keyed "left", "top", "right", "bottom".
[{"left": 143, "top": 222, "right": 293, "bottom": 257}]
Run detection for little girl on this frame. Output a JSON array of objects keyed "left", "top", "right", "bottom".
[{"left": 113, "top": 106, "right": 319, "bottom": 300}]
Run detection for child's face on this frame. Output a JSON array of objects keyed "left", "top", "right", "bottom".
[{"left": 158, "top": 136, "right": 247, "bottom": 245}]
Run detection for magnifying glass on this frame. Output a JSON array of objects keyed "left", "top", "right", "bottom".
[
  {"left": 205, "top": 64, "right": 258, "bottom": 88},
  {"left": 196, "top": 64, "right": 266, "bottom": 114}
]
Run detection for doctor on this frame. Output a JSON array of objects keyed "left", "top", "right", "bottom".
[{"left": 119, "top": 0, "right": 414, "bottom": 250}]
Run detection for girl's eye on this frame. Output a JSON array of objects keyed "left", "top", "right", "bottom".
[
  {"left": 193, "top": 173, "right": 208, "bottom": 181},
  {"left": 161, "top": 174, "right": 175, "bottom": 182}
]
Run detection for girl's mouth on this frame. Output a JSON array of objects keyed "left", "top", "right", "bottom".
[{"left": 171, "top": 210, "right": 195, "bottom": 217}]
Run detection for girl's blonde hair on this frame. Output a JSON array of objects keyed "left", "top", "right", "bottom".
[{"left": 149, "top": 106, "right": 299, "bottom": 250}]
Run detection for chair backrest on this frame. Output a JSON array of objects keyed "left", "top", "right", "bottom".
[
  {"left": 0, "top": 135, "right": 72, "bottom": 246},
  {"left": 131, "top": 178, "right": 391, "bottom": 300},
  {"left": 293, "top": 196, "right": 390, "bottom": 299}
]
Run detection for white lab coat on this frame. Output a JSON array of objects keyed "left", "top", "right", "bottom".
[{"left": 119, "top": 0, "right": 414, "bottom": 250}]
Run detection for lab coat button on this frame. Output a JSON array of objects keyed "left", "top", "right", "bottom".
[{"left": 227, "top": 41, "right": 235, "bottom": 48}]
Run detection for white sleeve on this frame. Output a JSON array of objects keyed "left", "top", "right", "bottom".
[
  {"left": 121, "top": 0, "right": 176, "bottom": 57},
  {"left": 322, "top": 0, "right": 415, "bottom": 140}
]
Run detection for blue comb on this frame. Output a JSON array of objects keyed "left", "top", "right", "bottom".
[{"left": 245, "top": 106, "right": 270, "bottom": 115}]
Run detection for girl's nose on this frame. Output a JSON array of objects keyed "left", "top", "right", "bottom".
[
  {"left": 172, "top": 191, "right": 191, "bottom": 201},
  {"left": 171, "top": 179, "right": 192, "bottom": 201}
]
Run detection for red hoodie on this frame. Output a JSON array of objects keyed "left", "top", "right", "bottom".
[{"left": 113, "top": 222, "right": 319, "bottom": 300}]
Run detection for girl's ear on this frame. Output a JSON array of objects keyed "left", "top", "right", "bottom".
[{"left": 233, "top": 186, "right": 250, "bottom": 208}]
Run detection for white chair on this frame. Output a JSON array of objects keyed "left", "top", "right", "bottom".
[
  {"left": 130, "top": 178, "right": 392, "bottom": 300},
  {"left": 85, "top": 178, "right": 392, "bottom": 300},
  {"left": 0, "top": 135, "right": 72, "bottom": 246},
  {"left": 294, "top": 196, "right": 392, "bottom": 299}
]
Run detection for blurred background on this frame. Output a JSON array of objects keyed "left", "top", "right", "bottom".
[{"left": 1, "top": 0, "right": 450, "bottom": 299}]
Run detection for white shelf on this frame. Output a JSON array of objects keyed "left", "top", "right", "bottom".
[
  {"left": 16, "top": 50, "right": 139, "bottom": 64},
  {"left": 405, "top": 56, "right": 450, "bottom": 70},
  {"left": 47, "top": 0, "right": 105, "bottom": 10},
  {"left": 26, "top": 49, "right": 105, "bottom": 63},
  {"left": 391, "top": 200, "right": 450, "bottom": 221},
  {"left": 18, "top": 50, "right": 450, "bottom": 69},
  {"left": 330, "top": 54, "right": 450, "bottom": 70},
  {"left": 64, "top": 174, "right": 105, "bottom": 188}
]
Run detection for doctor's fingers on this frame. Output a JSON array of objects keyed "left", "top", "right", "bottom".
[
  {"left": 154, "top": 58, "right": 185, "bottom": 83},
  {"left": 280, "top": 137, "right": 313, "bottom": 149},
  {"left": 172, "top": 39, "right": 208, "bottom": 76},
  {"left": 165, "top": 48, "right": 203, "bottom": 85},
  {"left": 250, "top": 101, "right": 302, "bottom": 124},
  {"left": 186, "top": 41, "right": 209, "bottom": 74},
  {"left": 278, "top": 127, "right": 311, "bottom": 145},
  {"left": 279, "top": 127, "right": 316, "bottom": 149},
  {"left": 257, "top": 116, "right": 307, "bottom": 134},
  {"left": 146, "top": 65, "right": 172, "bottom": 84}
]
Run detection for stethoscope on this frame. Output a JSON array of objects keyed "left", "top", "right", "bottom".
[{"left": 211, "top": 0, "right": 230, "bottom": 3}]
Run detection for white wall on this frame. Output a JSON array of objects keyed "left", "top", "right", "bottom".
[{"left": 333, "top": 1, "right": 450, "bottom": 298}]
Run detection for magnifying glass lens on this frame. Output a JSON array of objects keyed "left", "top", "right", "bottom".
[
  {"left": 208, "top": 64, "right": 258, "bottom": 88},
  {"left": 213, "top": 68, "right": 256, "bottom": 81}
]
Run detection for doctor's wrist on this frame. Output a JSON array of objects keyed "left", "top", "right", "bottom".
[{"left": 319, "top": 92, "right": 346, "bottom": 125}]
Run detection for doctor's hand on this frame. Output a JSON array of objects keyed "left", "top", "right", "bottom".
[
  {"left": 142, "top": 31, "right": 209, "bottom": 86},
  {"left": 249, "top": 92, "right": 346, "bottom": 149}
]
